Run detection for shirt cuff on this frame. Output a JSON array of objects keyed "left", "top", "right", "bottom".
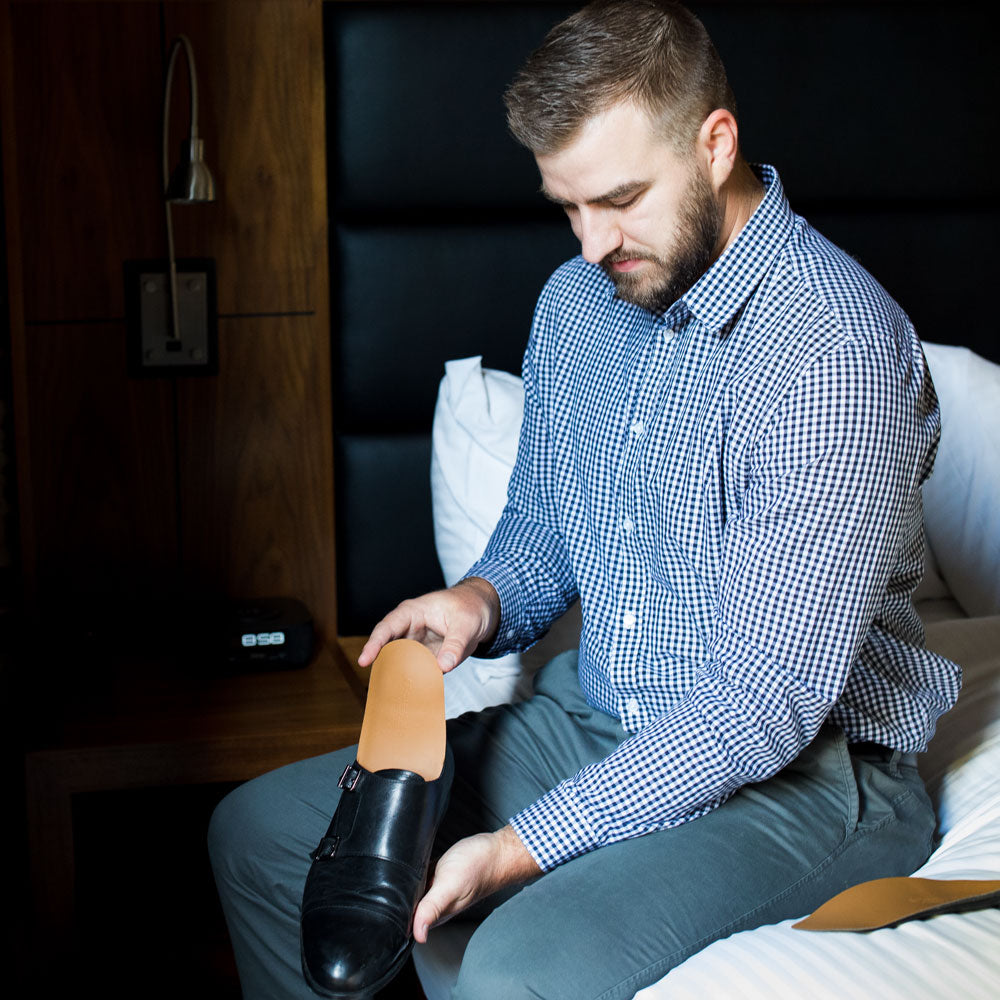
[
  {"left": 462, "top": 557, "right": 529, "bottom": 657},
  {"left": 508, "top": 781, "right": 602, "bottom": 872}
]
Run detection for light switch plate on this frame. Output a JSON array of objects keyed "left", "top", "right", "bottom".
[{"left": 125, "top": 258, "right": 218, "bottom": 376}]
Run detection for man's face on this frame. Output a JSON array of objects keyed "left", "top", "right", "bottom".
[{"left": 536, "top": 102, "right": 723, "bottom": 313}]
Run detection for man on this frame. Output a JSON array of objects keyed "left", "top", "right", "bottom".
[{"left": 210, "top": 2, "right": 959, "bottom": 997}]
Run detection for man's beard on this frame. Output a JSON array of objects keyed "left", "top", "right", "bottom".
[{"left": 601, "top": 168, "right": 722, "bottom": 314}]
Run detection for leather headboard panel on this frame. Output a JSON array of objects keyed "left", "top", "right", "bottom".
[
  {"left": 334, "top": 432, "right": 438, "bottom": 631},
  {"left": 326, "top": 1, "right": 997, "bottom": 636},
  {"left": 699, "top": 3, "right": 991, "bottom": 204},
  {"left": 334, "top": 222, "right": 577, "bottom": 434},
  {"left": 329, "top": 3, "right": 576, "bottom": 211}
]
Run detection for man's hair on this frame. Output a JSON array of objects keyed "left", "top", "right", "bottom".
[{"left": 504, "top": 0, "right": 736, "bottom": 155}]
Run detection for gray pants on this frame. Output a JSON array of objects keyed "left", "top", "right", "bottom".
[{"left": 208, "top": 650, "right": 935, "bottom": 1000}]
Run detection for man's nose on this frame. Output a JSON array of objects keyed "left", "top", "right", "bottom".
[{"left": 577, "top": 209, "right": 622, "bottom": 264}]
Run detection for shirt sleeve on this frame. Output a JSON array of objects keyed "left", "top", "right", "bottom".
[
  {"left": 465, "top": 277, "right": 579, "bottom": 655},
  {"left": 509, "top": 333, "right": 940, "bottom": 871}
]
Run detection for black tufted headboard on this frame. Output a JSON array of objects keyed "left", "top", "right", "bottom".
[{"left": 324, "top": 0, "right": 998, "bottom": 637}]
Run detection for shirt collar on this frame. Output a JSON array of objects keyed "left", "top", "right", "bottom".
[{"left": 666, "top": 164, "right": 795, "bottom": 335}]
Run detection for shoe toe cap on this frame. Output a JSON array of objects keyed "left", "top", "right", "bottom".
[{"left": 301, "top": 907, "right": 409, "bottom": 996}]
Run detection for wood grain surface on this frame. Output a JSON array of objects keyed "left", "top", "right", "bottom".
[
  {"left": 3, "top": 0, "right": 335, "bottom": 637},
  {"left": 177, "top": 313, "right": 335, "bottom": 640}
]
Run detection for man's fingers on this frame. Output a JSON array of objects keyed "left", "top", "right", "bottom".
[
  {"left": 357, "top": 582, "right": 497, "bottom": 670},
  {"left": 357, "top": 603, "right": 424, "bottom": 667},
  {"left": 357, "top": 625, "right": 393, "bottom": 668},
  {"left": 357, "top": 635, "right": 379, "bottom": 668},
  {"left": 357, "top": 621, "right": 401, "bottom": 667}
]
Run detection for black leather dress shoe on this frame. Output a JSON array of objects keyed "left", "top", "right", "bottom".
[{"left": 300, "top": 748, "right": 454, "bottom": 998}]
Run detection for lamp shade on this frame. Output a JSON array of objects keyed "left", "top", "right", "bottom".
[{"left": 166, "top": 137, "right": 216, "bottom": 203}]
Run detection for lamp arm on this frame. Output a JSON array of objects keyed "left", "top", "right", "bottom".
[
  {"left": 162, "top": 34, "right": 200, "bottom": 192},
  {"left": 161, "top": 33, "right": 205, "bottom": 341}
]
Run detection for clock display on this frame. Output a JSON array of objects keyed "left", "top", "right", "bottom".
[{"left": 241, "top": 631, "right": 286, "bottom": 648}]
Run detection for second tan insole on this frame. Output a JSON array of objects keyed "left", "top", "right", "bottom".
[
  {"left": 793, "top": 876, "right": 1000, "bottom": 932},
  {"left": 357, "top": 638, "right": 446, "bottom": 781}
]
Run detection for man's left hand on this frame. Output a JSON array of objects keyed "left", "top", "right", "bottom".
[{"left": 413, "top": 825, "right": 542, "bottom": 943}]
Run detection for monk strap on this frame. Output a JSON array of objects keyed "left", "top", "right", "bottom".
[
  {"left": 338, "top": 761, "right": 362, "bottom": 791},
  {"left": 309, "top": 835, "right": 340, "bottom": 862}
]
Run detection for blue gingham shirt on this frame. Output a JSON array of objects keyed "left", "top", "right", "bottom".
[{"left": 466, "top": 165, "right": 961, "bottom": 872}]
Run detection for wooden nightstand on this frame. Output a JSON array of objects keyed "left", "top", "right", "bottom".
[{"left": 24, "top": 640, "right": 365, "bottom": 941}]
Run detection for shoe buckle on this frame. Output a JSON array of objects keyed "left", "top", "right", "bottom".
[
  {"left": 309, "top": 835, "right": 340, "bottom": 862},
  {"left": 338, "top": 761, "right": 362, "bottom": 791}
]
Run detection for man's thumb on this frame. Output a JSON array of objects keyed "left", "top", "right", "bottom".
[
  {"left": 436, "top": 637, "right": 465, "bottom": 673},
  {"left": 413, "top": 892, "right": 443, "bottom": 944}
]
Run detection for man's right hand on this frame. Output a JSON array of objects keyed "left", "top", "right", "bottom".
[{"left": 357, "top": 576, "right": 502, "bottom": 674}]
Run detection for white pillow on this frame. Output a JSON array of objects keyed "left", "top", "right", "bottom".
[
  {"left": 431, "top": 357, "right": 524, "bottom": 586},
  {"left": 430, "top": 356, "right": 580, "bottom": 717},
  {"left": 921, "top": 343, "right": 1000, "bottom": 617}
]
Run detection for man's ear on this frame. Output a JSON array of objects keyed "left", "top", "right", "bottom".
[{"left": 697, "top": 109, "right": 739, "bottom": 190}]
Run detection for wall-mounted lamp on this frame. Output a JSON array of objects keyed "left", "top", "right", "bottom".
[
  {"left": 164, "top": 35, "right": 216, "bottom": 206},
  {"left": 126, "top": 33, "right": 218, "bottom": 377}
]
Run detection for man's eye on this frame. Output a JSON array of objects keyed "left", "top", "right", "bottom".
[{"left": 611, "top": 195, "right": 639, "bottom": 210}]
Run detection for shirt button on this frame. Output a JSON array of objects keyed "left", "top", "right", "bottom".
[
  {"left": 630, "top": 419, "right": 645, "bottom": 436},
  {"left": 621, "top": 516, "right": 634, "bottom": 533},
  {"left": 622, "top": 611, "right": 636, "bottom": 629},
  {"left": 626, "top": 697, "right": 640, "bottom": 714}
]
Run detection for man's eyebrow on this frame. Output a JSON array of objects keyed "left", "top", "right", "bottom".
[{"left": 540, "top": 180, "right": 649, "bottom": 207}]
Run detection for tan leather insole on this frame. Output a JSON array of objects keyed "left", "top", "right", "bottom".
[
  {"left": 793, "top": 876, "right": 1000, "bottom": 932},
  {"left": 356, "top": 638, "right": 446, "bottom": 781}
]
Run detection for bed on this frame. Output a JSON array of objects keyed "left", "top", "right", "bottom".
[{"left": 323, "top": 2, "right": 1000, "bottom": 995}]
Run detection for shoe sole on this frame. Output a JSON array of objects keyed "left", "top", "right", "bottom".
[{"left": 358, "top": 638, "right": 446, "bottom": 781}]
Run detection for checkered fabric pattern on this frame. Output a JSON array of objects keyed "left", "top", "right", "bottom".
[{"left": 466, "top": 165, "right": 960, "bottom": 872}]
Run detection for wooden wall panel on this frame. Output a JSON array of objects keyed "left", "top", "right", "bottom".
[
  {"left": 3, "top": 0, "right": 335, "bottom": 641},
  {"left": 164, "top": 0, "right": 327, "bottom": 316},
  {"left": 24, "top": 323, "right": 177, "bottom": 601},
  {"left": 176, "top": 314, "right": 335, "bottom": 639},
  {"left": 11, "top": 1, "right": 163, "bottom": 323},
  {"left": 1, "top": 0, "right": 35, "bottom": 592}
]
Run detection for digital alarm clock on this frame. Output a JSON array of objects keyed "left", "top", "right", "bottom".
[{"left": 220, "top": 597, "right": 314, "bottom": 670}]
